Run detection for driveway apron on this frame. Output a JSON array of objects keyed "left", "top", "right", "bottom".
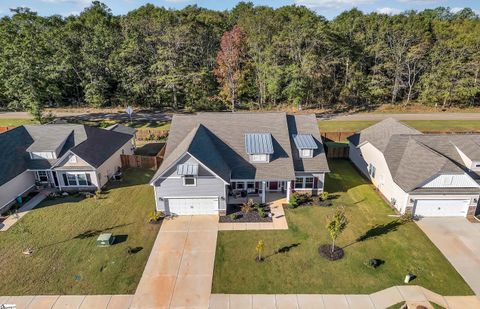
[
  {"left": 416, "top": 217, "right": 480, "bottom": 296},
  {"left": 131, "top": 215, "right": 218, "bottom": 309}
]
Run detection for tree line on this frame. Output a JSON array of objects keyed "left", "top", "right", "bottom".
[{"left": 0, "top": 1, "right": 479, "bottom": 120}]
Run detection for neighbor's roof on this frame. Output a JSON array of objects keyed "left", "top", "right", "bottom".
[
  {"left": 106, "top": 123, "right": 137, "bottom": 136},
  {"left": 0, "top": 124, "right": 132, "bottom": 186},
  {"left": 352, "top": 118, "right": 480, "bottom": 192},
  {"left": 151, "top": 112, "right": 329, "bottom": 183},
  {"left": 245, "top": 133, "right": 274, "bottom": 154},
  {"left": 348, "top": 117, "right": 422, "bottom": 151}
]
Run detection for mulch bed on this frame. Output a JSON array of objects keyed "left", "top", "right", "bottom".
[
  {"left": 318, "top": 244, "right": 344, "bottom": 261},
  {"left": 219, "top": 204, "right": 272, "bottom": 223}
]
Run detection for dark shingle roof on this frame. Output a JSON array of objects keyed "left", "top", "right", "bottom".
[
  {"left": 70, "top": 126, "right": 132, "bottom": 168},
  {"left": 348, "top": 118, "right": 422, "bottom": 151},
  {"left": 287, "top": 114, "right": 329, "bottom": 173},
  {"left": 152, "top": 124, "right": 230, "bottom": 183},
  {"left": 152, "top": 112, "right": 328, "bottom": 183},
  {"left": 106, "top": 124, "right": 137, "bottom": 136},
  {"left": 0, "top": 124, "right": 132, "bottom": 186},
  {"left": 0, "top": 127, "right": 33, "bottom": 186},
  {"left": 354, "top": 118, "right": 480, "bottom": 192}
]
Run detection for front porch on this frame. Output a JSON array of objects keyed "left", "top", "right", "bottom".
[{"left": 228, "top": 190, "right": 287, "bottom": 205}]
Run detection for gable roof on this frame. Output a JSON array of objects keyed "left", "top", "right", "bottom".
[
  {"left": 348, "top": 117, "right": 422, "bottom": 151},
  {"left": 151, "top": 124, "right": 230, "bottom": 183},
  {"left": 354, "top": 118, "right": 480, "bottom": 192},
  {"left": 0, "top": 124, "right": 132, "bottom": 186},
  {"left": 152, "top": 112, "right": 328, "bottom": 183}
]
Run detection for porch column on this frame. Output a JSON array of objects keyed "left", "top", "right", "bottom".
[
  {"left": 286, "top": 180, "right": 291, "bottom": 201},
  {"left": 261, "top": 181, "right": 266, "bottom": 204}
]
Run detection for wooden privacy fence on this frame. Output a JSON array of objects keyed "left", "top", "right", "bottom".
[
  {"left": 135, "top": 129, "right": 169, "bottom": 141},
  {"left": 0, "top": 126, "right": 15, "bottom": 133},
  {"left": 324, "top": 142, "right": 350, "bottom": 159},
  {"left": 321, "top": 131, "right": 355, "bottom": 142},
  {"left": 121, "top": 154, "right": 163, "bottom": 170}
]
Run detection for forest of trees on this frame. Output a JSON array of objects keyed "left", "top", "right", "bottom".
[{"left": 0, "top": 1, "right": 479, "bottom": 119}]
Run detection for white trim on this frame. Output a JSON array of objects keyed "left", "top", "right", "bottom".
[
  {"left": 183, "top": 175, "right": 197, "bottom": 186},
  {"left": 150, "top": 152, "right": 229, "bottom": 185}
]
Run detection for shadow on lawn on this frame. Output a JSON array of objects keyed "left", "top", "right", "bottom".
[
  {"left": 342, "top": 220, "right": 404, "bottom": 249},
  {"left": 37, "top": 222, "right": 134, "bottom": 250},
  {"left": 265, "top": 243, "right": 301, "bottom": 259}
]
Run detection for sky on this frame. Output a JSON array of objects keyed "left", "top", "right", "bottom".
[{"left": 0, "top": 0, "right": 479, "bottom": 20}]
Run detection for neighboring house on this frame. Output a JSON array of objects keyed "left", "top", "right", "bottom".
[
  {"left": 150, "top": 112, "right": 329, "bottom": 216},
  {"left": 106, "top": 123, "right": 137, "bottom": 148},
  {"left": 349, "top": 118, "right": 480, "bottom": 218},
  {"left": 0, "top": 124, "right": 135, "bottom": 212}
]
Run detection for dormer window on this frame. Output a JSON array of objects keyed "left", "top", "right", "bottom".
[
  {"left": 293, "top": 134, "right": 317, "bottom": 159},
  {"left": 245, "top": 133, "right": 274, "bottom": 163}
]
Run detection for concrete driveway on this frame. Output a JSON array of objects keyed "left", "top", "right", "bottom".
[
  {"left": 131, "top": 215, "right": 218, "bottom": 309},
  {"left": 416, "top": 218, "right": 480, "bottom": 296}
]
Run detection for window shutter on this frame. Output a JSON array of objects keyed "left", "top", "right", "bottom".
[
  {"left": 86, "top": 174, "right": 92, "bottom": 185},
  {"left": 62, "top": 174, "right": 68, "bottom": 186}
]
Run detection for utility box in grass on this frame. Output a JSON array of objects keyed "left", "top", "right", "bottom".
[{"left": 96, "top": 233, "right": 115, "bottom": 247}]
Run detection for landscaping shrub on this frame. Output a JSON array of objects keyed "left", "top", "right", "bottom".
[
  {"left": 148, "top": 210, "right": 165, "bottom": 223},
  {"left": 319, "top": 191, "right": 329, "bottom": 201},
  {"left": 229, "top": 213, "right": 239, "bottom": 220},
  {"left": 364, "top": 258, "right": 384, "bottom": 269},
  {"left": 289, "top": 192, "right": 311, "bottom": 208},
  {"left": 400, "top": 213, "right": 414, "bottom": 223},
  {"left": 257, "top": 207, "right": 267, "bottom": 218},
  {"left": 241, "top": 199, "right": 255, "bottom": 213}
]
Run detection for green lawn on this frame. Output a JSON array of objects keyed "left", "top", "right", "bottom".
[
  {"left": 0, "top": 118, "right": 38, "bottom": 127},
  {"left": 212, "top": 160, "right": 473, "bottom": 295},
  {"left": 0, "top": 169, "right": 160, "bottom": 295},
  {"left": 318, "top": 120, "right": 480, "bottom": 133}
]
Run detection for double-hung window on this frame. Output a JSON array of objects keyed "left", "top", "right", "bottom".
[
  {"left": 62, "top": 172, "right": 92, "bottom": 186},
  {"left": 304, "top": 177, "right": 314, "bottom": 188},
  {"left": 295, "top": 176, "right": 315, "bottom": 189}
]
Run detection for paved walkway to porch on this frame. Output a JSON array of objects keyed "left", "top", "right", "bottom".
[
  {"left": 218, "top": 198, "right": 288, "bottom": 231},
  {"left": 0, "top": 189, "right": 51, "bottom": 232}
]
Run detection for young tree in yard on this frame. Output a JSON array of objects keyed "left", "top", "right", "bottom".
[
  {"left": 326, "top": 207, "right": 348, "bottom": 253},
  {"left": 215, "top": 25, "right": 244, "bottom": 111},
  {"left": 255, "top": 240, "right": 265, "bottom": 262}
]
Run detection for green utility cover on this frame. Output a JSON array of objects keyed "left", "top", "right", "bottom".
[{"left": 96, "top": 233, "right": 114, "bottom": 247}]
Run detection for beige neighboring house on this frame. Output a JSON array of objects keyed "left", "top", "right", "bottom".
[
  {"left": 0, "top": 124, "right": 135, "bottom": 212},
  {"left": 348, "top": 118, "right": 480, "bottom": 218}
]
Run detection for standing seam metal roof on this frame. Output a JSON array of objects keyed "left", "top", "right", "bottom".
[
  {"left": 293, "top": 134, "right": 318, "bottom": 149},
  {"left": 245, "top": 133, "right": 274, "bottom": 154}
]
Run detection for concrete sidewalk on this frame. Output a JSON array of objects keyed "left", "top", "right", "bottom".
[
  {"left": 211, "top": 286, "right": 480, "bottom": 309},
  {"left": 0, "top": 189, "right": 50, "bottom": 232},
  {"left": 0, "top": 294, "right": 132, "bottom": 309},
  {"left": 131, "top": 215, "right": 218, "bottom": 309}
]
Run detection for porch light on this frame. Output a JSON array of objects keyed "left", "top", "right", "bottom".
[
  {"left": 474, "top": 198, "right": 478, "bottom": 204},
  {"left": 409, "top": 198, "right": 414, "bottom": 204}
]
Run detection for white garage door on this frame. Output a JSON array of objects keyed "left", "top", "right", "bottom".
[
  {"left": 167, "top": 198, "right": 219, "bottom": 215},
  {"left": 413, "top": 199, "right": 470, "bottom": 217}
]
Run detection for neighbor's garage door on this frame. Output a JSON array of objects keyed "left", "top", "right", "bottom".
[
  {"left": 167, "top": 198, "right": 219, "bottom": 215},
  {"left": 413, "top": 199, "right": 470, "bottom": 217}
]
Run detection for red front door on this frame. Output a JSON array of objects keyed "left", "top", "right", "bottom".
[{"left": 269, "top": 181, "right": 278, "bottom": 190}]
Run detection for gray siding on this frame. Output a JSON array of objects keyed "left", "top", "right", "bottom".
[{"left": 153, "top": 154, "right": 227, "bottom": 212}]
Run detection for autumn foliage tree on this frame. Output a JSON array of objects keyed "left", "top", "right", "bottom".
[{"left": 214, "top": 25, "right": 244, "bottom": 111}]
